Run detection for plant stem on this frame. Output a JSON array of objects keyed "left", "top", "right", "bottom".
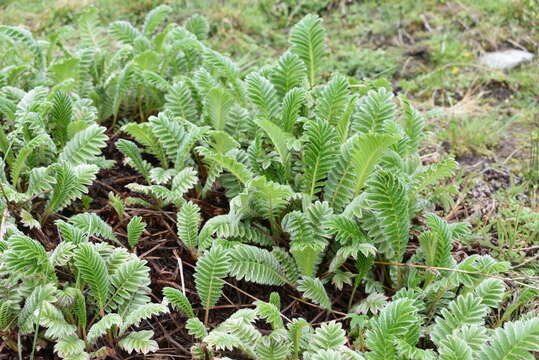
[
  {"left": 30, "top": 301, "right": 44, "bottom": 360},
  {"left": 204, "top": 308, "right": 210, "bottom": 327},
  {"left": 17, "top": 333, "right": 22, "bottom": 360},
  {"left": 268, "top": 216, "right": 280, "bottom": 238},
  {"left": 348, "top": 279, "right": 360, "bottom": 311},
  {"left": 112, "top": 112, "right": 118, "bottom": 130},
  {"left": 425, "top": 285, "right": 449, "bottom": 322},
  {"left": 138, "top": 90, "right": 144, "bottom": 122},
  {"left": 396, "top": 266, "right": 403, "bottom": 289}
]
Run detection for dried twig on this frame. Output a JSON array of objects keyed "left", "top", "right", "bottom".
[
  {"left": 374, "top": 261, "right": 539, "bottom": 290},
  {"left": 512, "top": 254, "right": 539, "bottom": 269},
  {"left": 223, "top": 279, "right": 292, "bottom": 322},
  {"left": 173, "top": 250, "right": 186, "bottom": 295},
  {"left": 288, "top": 295, "right": 347, "bottom": 317}
]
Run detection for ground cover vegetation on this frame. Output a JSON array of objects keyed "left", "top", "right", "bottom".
[{"left": 0, "top": 1, "right": 537, "bottom": 359}]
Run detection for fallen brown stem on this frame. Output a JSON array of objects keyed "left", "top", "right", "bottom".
[
  {"left": 374, "top": 261, "right": 539, "bottom": 291},
  {"left": 288, "top": 295, "right": 347, "bottom": 317}
]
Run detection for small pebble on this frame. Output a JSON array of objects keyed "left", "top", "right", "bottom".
[{"left": 478, "top": 49, "right": 534, "bottom": 70}]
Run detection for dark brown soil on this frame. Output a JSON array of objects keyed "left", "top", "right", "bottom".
[{"left": 482, "top": 80, "right": 514, "bottom": 102}]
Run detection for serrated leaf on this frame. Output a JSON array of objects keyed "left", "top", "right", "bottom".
[
  {"left": 297, "top": 276, "right": 331, "bottom": 310},
  {"left": 163, "top": 287, "right": 195, "bottom": 318},
  {"left": 127, "top": 216, "right": 146, "bottom": 248}
]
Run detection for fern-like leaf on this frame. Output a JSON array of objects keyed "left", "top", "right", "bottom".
[
  {"left": 10, "top": 134, "right": 50, "bottom": 188},
  {"left": 365, "top": 170, "right": 410, "bottom": 263},
  {"left": 54, "top": 335, "right": 87, "bottom": 359},
  {"left": 165, "top": 81, "right": 198, "bottom": 122},
  {"left": 149, "top": 112, "right": 186, "bottom": 162},
  {"left": 127, "top": 216, "right": 146, "bottom": 248},
  {"left": 203, "top": 48, "right": 240, "bottom": 80},
  {"left": 287, "top": 318, "right": 309, "bottom": 357},
  {"left": 122, "top": 303, "right": 169, "bottom": 332},
  {"left": 297, "top": 276, "right": 332, "bottom": 310},
  {"left": 69, "top": 212, "right": 116, "bottom": 241},
  {"left": 58, "top": 124, "right": 107, "bottom": 166},
  {"left": 195, "top": 245, "right": 230, "bottom": 311},
  {"left": 118, "top": 330, "right": 158, "bottom": 354},
  {"left": 108, "top": 257, "right": 151, "bottom": 311},
  {"left": 163, "top": 287, "right": 195, "bottom": 318},
  {"left": 0, "top": 302, "right": 14, "bottom": 330},
  {"left": 438, "top": 335, "right": 474, "bottom": 360},
  {"left": 271, "top": 247, "right": 300, "bottom": 284},
  {"left": 400, "top": 97, "right": 424, "bottom": 154},
  {"left": 110, "top": 64, "right": 134, "bottom": 119},
  {"left": 171, "top": 167, "right": 198, "bottom": 196},
  {"left": 228, "top": 244, "right": 286, "bottom": 286},
  {"left": 430, "top": 293, "right": 489, "bottom": 346},
  {"left": 289, "top": 14, "right": 326, "bottom": 87},
  {"left": 281, "top": 87, "right": 305, "bottom": 133},
  {"left": 186, "top": 14, "right": 209, "bottom": 40},
  {"left": 49, "top": 241, "right": 76, "bottom": 267},
  {"left": 478, "top": 318, "right": 539, "bottom": 360},
  {"left": 87, "top": 313, "right": 122, "bottom": 344},
  {"left": 365, "top": 299, "right": 420, "bottom": 360},
  {"left": 255, "top": 300, "right": 283, "bottom": 329},
  {"left": 121, "top": 122, "right": 167, "bottom": 168},
  {"left": 186, "top": 317, "right": 208, "bottom": 339},
  {"left": 142, "top": 5, "right": 171, "bottom": 36},
  {"left": 109, "top": 21, "right": 141, "bottom": 46},
  {"left": 45, "top": 163, "right": 98, "bottom": 216},
  {"left": 246, "top": 72, "right": 280, "bottom": 121},
  {"left": 18, "top": 284, "right": 57, "bottom": 334},
  {"left": 40, "top": 302, "right": 77, "bottom": 340},
  {"left": 283, "top": 211, "right": 326, "bottom": 277},
  {"left": 49, "top": 90, "right": 73, "bottom": 145},
  {"left": 206, "top": 87, "right": 234, "bottom": 131},
  {"left": 310, "top": 321, "right": 346, "bottom": 352},
  {"left": 315, "top": 74, "right": 349, "bottom": 125},
  {"left": 74, "top": 243, "right": 110, "bottom": 311},
  {"left": 352, "top": 88, "right": 396, "bottom": 134},
  {"left": 350, "top": 133, "right": 397, "bottom": 196},
  {"left": 250, "top": 176, "right": 294, "bottom": 224},
  {"left": 303, "top": 118, "right": 338, "bottom": 197},
  {"left": 177, "top": 201, "right": 201, "bottom": 249},
  {"left": 420, "top": 213, "right": 454, "bottom": 271},
  {"left": 256, "top": 331, "right": 291, "bottom": 360},
  {"left": 197, "top": 147, "right": 253, "bottom": 185},
  {"left": 270, "top": 51, "right": 307, "bottom": 97},
  {"left": 253, "top": 117, "right": 296, "bottom": 167},
  {"left": 116, "top": 139, "right": 152, "bottom": 184},
  {"left": 473, "top": 278, "right": 506, "bottom": 308},
  {"left": 4, "top": 234, "right": 54, "bottom": 278}
]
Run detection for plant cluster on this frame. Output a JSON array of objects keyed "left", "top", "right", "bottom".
[{"left": 0, "top": 6, "right": 537, "bottom": 360}]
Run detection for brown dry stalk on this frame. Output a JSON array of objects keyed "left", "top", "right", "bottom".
[
  {"left": 222, "top": 279, "right": 292, "bottom": 322},
  {"left": 288, "top": 295, "right": 348, "bottom": 317},
  {"left": 374, "top": 261, "right": 539, "bottom": 291}
]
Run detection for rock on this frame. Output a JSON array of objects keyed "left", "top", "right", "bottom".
[{"left": 478, "top": 49, "right": 534, "bottom": 70}]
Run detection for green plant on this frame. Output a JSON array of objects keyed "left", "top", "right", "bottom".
[
  {"left": 164, "top": 271, "right": 539, "bottom": 359},
  {"left": 0, "top": 213, "right": 167, "bottom": 358},
  {"left": 0, "top": 85, "right": 108, "bottom": 224},
  {"left": 1, "top": 5, "right": 538, "bottom": 360},
  {"left": 474, "top": 189, "right": 539, "bottom": 267},
  {"left": 158, "top": 14, "right": 459, "bottom": 295},
  {"left": 156, "top": 13, "right": 538, "bottom": 359},
  {"left": 438, "top": 114, "right": 511, "bottom": 157}
]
